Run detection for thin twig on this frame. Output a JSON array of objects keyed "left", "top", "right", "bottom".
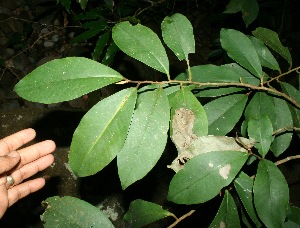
[
  {"left": 118, "top": 79, "right": 300, "bottom": 109},
  {"left": 265, "top": 66, "right": 300, "bottom": 85},
  {"left": 168, "top": 210, "right": 196, "bottom": 228},
  {"left": 272, "top": 126, "right": 300, "bottom": 135},
  {"left": 275, "top": 155, "right": 300, "bottom": 166}
]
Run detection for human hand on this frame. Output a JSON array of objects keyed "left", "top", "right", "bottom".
[{"left": 0, "top": 128, "right": 55, "bottom": 219}]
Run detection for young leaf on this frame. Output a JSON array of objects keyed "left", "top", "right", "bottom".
[
  {"left": 168, "top": 150, "right": 248, "bottom": 204},
  {"left": 117, "top": 88, "right": 170, "bottom": 189},
  {"left": 281, "top": 82, "right": 300, "bottom": 137},
  {"left": 254, "top": 159, "right": 289, "bottom": 228},
  {"left": 124, "top": 199, "right": 174, "bottom": 227},
  {"left": 92, "top": 31, "right": 110, "bottom": 61},
  {"left": 234, "top": 172, "right": 262, "bottom": 227},
  {"left": 252, "top": 27, "right": 292, "bottom": 67},
  {"left": 112, "top": 21, "right": 169, "bottom": 76},
  {"left": 249, "top": 36, "right": 280, "bottom": 72},
  {"left": 220, "top": 29, "right": 262, "bottom": 78},
  {"left": 244, "top": 92, "right": 275, "bottom": 123},
  {"left": 270, "top": 97, "right": 293, "bottom": 156},
  {"left": 69, "top": 88, "right": 137, "bottom": 177},
  {"left": 209, "top": 191, "right": 240, "bottom": 228},
  {"left": 204, "top": 93, "right": 248, "bottom": 135},
  {"left": 161, "top": 13, "right": 195, "bottom": 61},
  {"left": 14, "top": 57, "right": 123, "bottom": 104},
  {"left": 170, "top": 88, "right": 208, "bottom": 139},
  {"left": 41, "top": 196, "right": 114, "bottom": 228},
  {"left": 248, "top": 115, "right": 273, "bottom": 157}
]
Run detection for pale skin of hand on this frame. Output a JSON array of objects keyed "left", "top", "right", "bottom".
[{"left": 0, "top": 128, "right": 55, "bottom": 219}]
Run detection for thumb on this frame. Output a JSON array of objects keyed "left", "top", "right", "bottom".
[{"left": 0, "top": 151, "right": 20, "bottom": 174}]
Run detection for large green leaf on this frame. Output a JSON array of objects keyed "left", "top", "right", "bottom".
[
  {"left": 69, "top": 88, "right": 137, "bottom": 177},
  {"left": 234, "top": 172, "right": 262, "bottom": 227},
  {"left": 168, "top": 150, "right": 248, "bottom": 204},
  {"left": 204, "top": 93, "right": 248, "bottom": 135},
  {"left": 112, "top": 21, "right": 169, "bottom": 75},
  {"left": 117, "top": 88, "right": 170, "bottom": 189},
  {"left": 209, "top": 191, "right": 240, "bottom": 228},
  {"left": 161, "top": 13, "right": 195, "bottom": 61},
  {"left": 248, "top": 115, "right": 273, "bottom": 157},
  {"left": 244, "top": 92, "right": 276, "bottom": 123},
  {"left": 41, "top": 196, "right": 114, "bottom": 228},
  {"left": 220, "top": 29, "right": 262, "bottom": 78},
  {"left": 169, "top": 88, "right": 208, "bottom": 141},
  {"left": 254, "top": 159, "right": 289, "bottom": 228},
  {"left": 281, "top": 82, "right": 300, "bottom": 138},
  {"left": 249, "top": 36, "right": 280, "bottom": 72},
  {"left": 252, "top": 27, "right": 292, "bottom": 67},
  {"left": 270, "top": 97, "right": 293, "bottom": 156},
  {"left": 124, "top": 199, "right": 173, "bottom": 227},
  {"left": 14, "top": 57, "right": 123, "bottom": 104}
]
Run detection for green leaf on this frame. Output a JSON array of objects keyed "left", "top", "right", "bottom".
[
  {"left": 112, "top": 21, "right": 169, "bottom": 76},
  {"left": 124, "top": 199, "right": 173, "bottom": 227},
  {"left": 242, "top": 0, "right": 259, "bottom": 27},
  {"left": 74, "top": 9, "right": 103, "bottom": 20},
  {"left": 71, "top": 28, "right": 102, "bottom": 44},
  {"left": 77, "top": 0, "right": 88, "bottom": 10},
  {"left": 252, "top": 27, "right": 292, "bottom": 67},
  {"left": 204, "top": 94, "right": 248, "bottom": 135},
  {"left": 254, "top": 159, "right": 289, "bottom": 228},
  {"left": 248, "top": 115, "right": 273, "bottom": 157},
  {"left": 138, "top": 83, "right": 180, "bottom": 95},
  {"left": 244, "top": 92, "right": 276, "bottom": 123},
  {"left": 209, "top": 191, "right": 240, "bottom": 228},
  {"left": 168, "top": 150, "right": 248, "bottom": 204},
  {"left": 102, "top": 41, "right": 119, "bottom": 66},
  {"left": 222, "top": 63, "right": 260, "bottom": 86},
  {"left": 220, "top": 29, "right": 262, "bottom": 78},
  {"left": 92, "top": 31, "right": 110, "bottom": 61},
  {"left": 224, "top": 0, "right": 242, "bottom": 13},
  {"left": 57, "top": 0, "right": 71, "bottom": 11},
  {"left": 170, "top": 88, "right": 208, "bottom": 139},
  {"left": 69, "top": 88, "right": 137, "bottom": 177},
  {"left": 117, "top": 88, "right": 170, "bottom": 189},
  {"left": 270, "top": 97, "right": 293, "bottom": 156},
  {"left": 14, "top": 57, "right": 123, "bottom": 104},
  {"left": 234, "top": 172, "right": 262, "bottom": 227},
  {"left": 82, "top": 20, "right": 107, "bottom": 30},
  {"left": 249, "top": 36, "right": 280, "bottom": 71},
  {"left": 41, "top": 196, "right": 114, "bottom": 228},
  {"left": 161, "top": 13, "right": 195, "bottom": 61},
  {"left": 288, "top": 206, "right": 300, "bottom": 224}
]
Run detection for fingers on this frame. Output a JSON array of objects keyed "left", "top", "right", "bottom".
[
  {"left": 0, "top": 129, "right": 36, "bottom": 156},
  {"left": 8, "top": 154, "right": 54, "bottom": 188},
  {"left": 15, "top": 140, "right": 56, "bottom": 170},
  {"left": 0, "top": 152, "right": 21, "bottom": 174},
  {"left": 7, "top": 178, "right": 46, "bottom": 207}
]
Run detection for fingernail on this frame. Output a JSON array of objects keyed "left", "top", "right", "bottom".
[{"left": 8, "top": 151, "right": 19, "bottom": 158}]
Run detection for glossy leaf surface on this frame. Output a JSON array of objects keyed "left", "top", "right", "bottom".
[
  {"left": 41, "top": 196, "right": 114, "bottom": 228},
  {"left": 204, "top": 94, "right": 248, "bottom": 135},
  {"left": 69, "top": 88, "right": 137, "bottom": 177},
  {"left": 112, "top": 21, "right": 169, "bottom": 75},
  {"left": 254, "top": 159, "right": 289, "bottom": 228},
  {"left": 168, "top": 150, "right": 248, "bottom": 204},
  {"left": 14, "top": 57, "right": 123, "bottom": 104},
  {"left": 252, "top": 27, "right": 292, "bottom": 67},
  {"left": 209, "top": 191, "right": 240, "bottom": 228},
  {"left": 220, "top": 29, "right": 262, "bottom": 78},
  {"left": 270, "top": 97, "right": 293, "bottom": 156},
  {"left": 249, "top": 36, "right": 280, "bottom": 71},
  {"left": 248, "top": 115, "right": 273, "bottom": 157},
  {"left": 161, "top": 13, "right": 195, "bottom": 60},
  {"left": 234, "top": 172, "right": 262, "bottom": 227},
  {"left": 118, "top": 88, "right": 170, "bottom": 189},
  {"left": 124, "top": 199, "right": 173, "bottom": 227}
]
